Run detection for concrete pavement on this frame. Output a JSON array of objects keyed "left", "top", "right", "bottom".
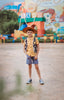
[{"left": 0, "top": 43, "right": 64, "bottom": 100}]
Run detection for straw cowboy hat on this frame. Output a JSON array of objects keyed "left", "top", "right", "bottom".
[{"left": 23, "top": 27, "right": 37, "bottom": 33}]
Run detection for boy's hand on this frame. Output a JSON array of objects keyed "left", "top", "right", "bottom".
[{"left": 34, "top": 55, "right": 38, "bottom": 60}]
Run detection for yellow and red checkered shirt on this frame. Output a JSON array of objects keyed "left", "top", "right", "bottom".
[{"left": 24, "top": 37, "right": 39, "bottom": 56}]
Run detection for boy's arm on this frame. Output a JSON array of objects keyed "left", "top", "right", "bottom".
[
  {"left": 36, "top": 44, "right": 40, "bottom": 56},
  {"left": 35, "top": 38, "right": 40, "bottom": 59},
  {"left": 35, "top": 44, "right": 39, "bottom": 60}
]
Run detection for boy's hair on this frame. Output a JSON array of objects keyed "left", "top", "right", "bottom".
[{"left": 26, "top": 29, "right": 34, "bottom": 32}]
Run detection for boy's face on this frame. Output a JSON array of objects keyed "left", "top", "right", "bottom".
[{"left": 27, "top": 31, "right": 33, "bottom": 37}]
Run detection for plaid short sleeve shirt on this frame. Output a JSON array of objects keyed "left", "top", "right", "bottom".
[{"left": 24, "top": 36, "right": 39, "bottom": 56}]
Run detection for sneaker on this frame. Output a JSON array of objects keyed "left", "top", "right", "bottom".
[
  {"left": 26, "top": 79, "right": 32, "bottom": 84},
  {"left": 39, "top": 79, "right": 44, "bottom": 85}
]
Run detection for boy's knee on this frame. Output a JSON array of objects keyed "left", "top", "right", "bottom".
[
  {"left": 28, "top": 64, "right": 32, "bottom": 68},
  {"left": 35, "top": 64, "right": 39, "bottom": 69}
]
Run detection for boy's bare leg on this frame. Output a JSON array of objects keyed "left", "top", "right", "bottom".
[
  {"left": 35, "top": 64, "right": 41, "bottom": 80},
  {"left": 28, "top": 64, "right": 32, "bottom": 79},
  {"left": 27, "top": 64, "right": 44, "bottom": 85}
]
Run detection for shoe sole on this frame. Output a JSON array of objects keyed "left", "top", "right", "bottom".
[
  {"left": 26, "top": 82, "right": 32, "bottom": 84},
  {"left": 40, "top": 83, "right": 44, "bottom": 85}
]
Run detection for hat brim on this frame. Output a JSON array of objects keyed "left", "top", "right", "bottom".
[{"left": 23, "top": 27, "right": 37, "bottom": 33}]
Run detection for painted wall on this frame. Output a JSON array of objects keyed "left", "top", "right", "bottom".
[
  {"left": 24, "top": 0, "right": 64, "bottom": 33},
  {"left": 3, "top": 0, "right": 64, "bottom": 33}
]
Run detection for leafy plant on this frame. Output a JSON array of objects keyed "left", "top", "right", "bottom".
[{"left": 0, "top": 10, "right": 19, "bottom": 34}]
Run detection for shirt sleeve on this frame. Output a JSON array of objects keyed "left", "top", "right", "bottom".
[{"left": 36, "top": 38, "right": 39, "bottom": 45}]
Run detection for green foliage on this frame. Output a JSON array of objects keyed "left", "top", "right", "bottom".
[
  {"left": 0, "top": 71, "right": 35, "bottom": 100},
  {"left": 39, "top": 39, "right": 54, "bottom": 43},
  {"left": 0, "top": 78, "right": 5, "bottom": 93},
  {"left": 0, "top": 10, "right": 19, "bottom": 34},
  {"left": 5, "top": 39, "right": 21, "bottom": 43},
  {"left": 45, "top": 30, "right": 55, "bottom": 34},
  {"left": 15, "top": 71, "right": 22, "bottom": 90}
]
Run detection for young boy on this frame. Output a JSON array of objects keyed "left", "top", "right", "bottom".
[{"left": 23, "top": 27, "right": 44, "bottom": 85}]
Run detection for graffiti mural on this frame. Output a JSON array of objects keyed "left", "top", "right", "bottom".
[
  {"left": 1, "top": 0, "right": 64, "bottom": 33},
  {"left": 25, "top": 0, "right": 64, "bottom": 33}
]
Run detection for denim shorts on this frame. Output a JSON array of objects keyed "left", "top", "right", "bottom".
[{"left": 26, "top": 55, "right": 38, "bottom": 64}]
